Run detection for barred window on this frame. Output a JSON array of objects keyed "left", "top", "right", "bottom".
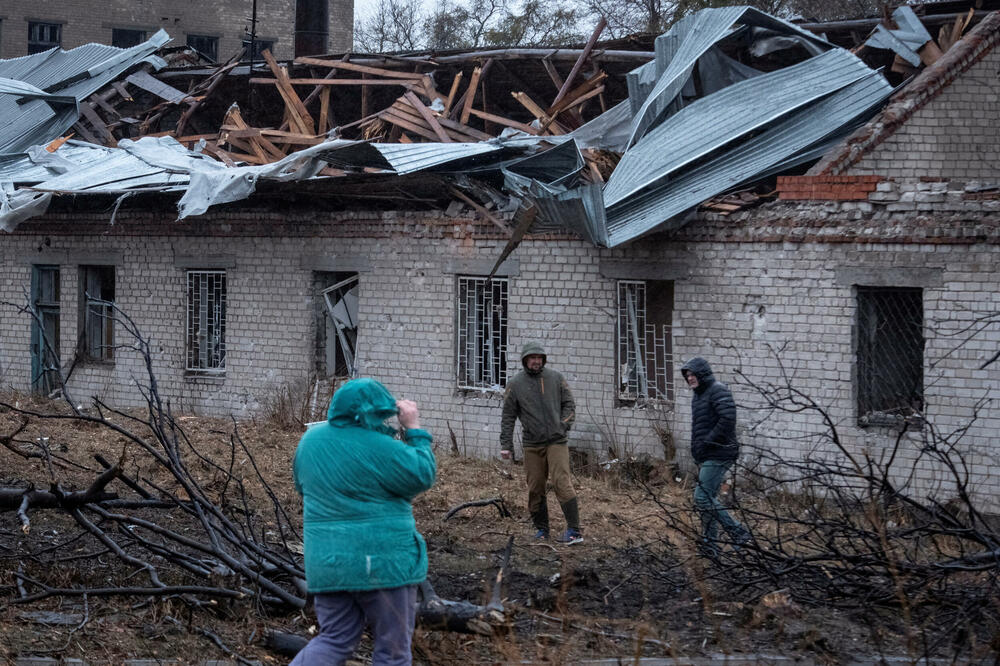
[
  {"left": 456, "top": 276, "right": 507, "bottom": 390},
  {"left": 78, "top": 265, "right": 115, "bottom": 362},
  {"left": 186, "top": 271, "right": 226, "bottom": 373},
  {"left": 617, "top": 280, "right": 674, "bottom": 404},
  {"left": 856, "top": 286, "right": 924, "bottom": 425}
]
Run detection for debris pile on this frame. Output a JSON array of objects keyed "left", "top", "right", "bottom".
[{"left": 0, "top": 5, "right": 989, "bottom": 244}]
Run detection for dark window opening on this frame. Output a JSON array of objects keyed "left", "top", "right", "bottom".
[
  {"left": 31, "top": 265, "right": 61, "bottom": 394},
  {"left": 28, "top": 22, "right": 61, "bottom": 54},
  {"left": 856, "top": 286, "right": 924, "bottom": 426},
  {"left": 242, "top": 38, "right": 275, "bottom": 60},
  {"left": 617, "top": 280, "right": 674, "bottom": 405},
  {"left": 78, "top": 265, "right": 115, "bottom": 362},
  {"left": 186, "top": 34, "right": 219, "bottom": 62},
  {"left": 112, "top": 28, "right": 147, "bottom": 48},
  {"left": 456, "top": 276, "right": 508, "bottom": 390}
]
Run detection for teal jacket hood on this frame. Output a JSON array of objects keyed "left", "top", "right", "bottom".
[{"left": 327, "top": 378, "right": 399, "bottom": 435}]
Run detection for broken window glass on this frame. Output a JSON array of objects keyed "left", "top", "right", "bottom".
[
  {"left": 79, "top": 265, "right": 115, "bottom": 362},
  {"left": 617, "top": 280, "right": 674, "bottom": 404},
  {"left": 856, "top": 286, "right": 924, "bottom": 425},
  {"left": 456, "top": 276, "right": 508, "bottom": 390},
  {"left": 186, "top": 270, "right": 226, "bottom": 373},
  {"left": 318, "top": 274, "right": 359, "bottom": 379}
]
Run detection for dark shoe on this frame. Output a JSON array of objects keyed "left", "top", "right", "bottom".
[
  {"left": 731, "top": 527, "right": 751, "bottom": 551},
  {"left": 534, "top": 528, "right": 550, "bottom": 540},
  {"left": 555, "top": 528, "right": 583, "bottom": 545},
  {"left": 697, "top": 539, "right": 721, "bottom": 560}
]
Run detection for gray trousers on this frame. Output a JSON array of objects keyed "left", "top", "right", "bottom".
[{"left": 290, "top": 584, "right": 417, "bottom": 666}]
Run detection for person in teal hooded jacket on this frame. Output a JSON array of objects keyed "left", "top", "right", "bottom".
[{"left": 291, "top": 378, "right": 436, "bottom": 666}]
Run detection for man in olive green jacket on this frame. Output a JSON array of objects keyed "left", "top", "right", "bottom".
[{"left": 500, "top": 342, "right": 582, "bottom": 544}]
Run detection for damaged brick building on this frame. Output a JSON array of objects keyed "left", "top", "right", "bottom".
[{"left": 2, "top": 5, "right": 999, "bottom": 509}]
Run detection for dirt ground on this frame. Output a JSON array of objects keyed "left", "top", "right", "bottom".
[{"left": 0, "top": 397, "right": 973, "bottom": 664}]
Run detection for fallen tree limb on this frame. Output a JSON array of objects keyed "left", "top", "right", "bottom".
[{"left": 444, "top": 497, "right": 512, "bottom": 521}]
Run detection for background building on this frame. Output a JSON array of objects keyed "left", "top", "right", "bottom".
[{"left": 0, "top": 0, "right": 352, "bottom": 61}]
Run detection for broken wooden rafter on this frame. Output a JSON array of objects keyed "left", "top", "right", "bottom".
[
  {"left": 261, "top": 49, "right": 315, "bottom": 136},
  {"left": 172, "top": 57, "right": 241, "bottom": 139},
  {"left": 293, "top": 56, "right": 427, "bottom": 80},
  {"left": 459, "top": 66, "right": 483, "bottom": 126},
  {"left": 468, "top": 108, "right": 538, "bottom": 136},
  {"left": 444, "top": 72, "right": 464, "bottom": 115},
  {"left": 551, "top": 17, "right": 607, "bottom": 108},
  {"left": 251, "top": 77, "right": 420, "bottom": 87},
  {"left": 403, "top": 91, "right": 451, "bottom": 142},
  {"left": 318, "top": 87, "right": 332, "bottom": 135},
  {"left": 511, "top": 92, "right": 564, "bottom": 135},
  {"left": 449, "top": 187, "right": 512, "bottom": 235}
]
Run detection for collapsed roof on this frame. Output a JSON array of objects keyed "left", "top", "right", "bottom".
[{"left": 0, "top": 5, "right": 992, "bottom": 245}]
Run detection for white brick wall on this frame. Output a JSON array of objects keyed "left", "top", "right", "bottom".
[
  {"left": 851, "top": 47, "right": 1000, "bottom": 181},
  {"left": 3, "top": 209, "right": 1000, "bottom": 511}
]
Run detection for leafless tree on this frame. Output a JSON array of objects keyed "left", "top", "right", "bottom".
[
  {"left": 638, "top": 350, "right": 1000, "bottom": 661},
  {"left": 354, "top": 0, "right": 426, "bottom": 53}
]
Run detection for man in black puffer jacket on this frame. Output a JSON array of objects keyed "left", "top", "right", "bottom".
[{"left": 681, "top": 357, "right": 749, "bottom": 557}]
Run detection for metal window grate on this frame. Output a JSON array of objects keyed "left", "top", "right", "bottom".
[
  {"left": 456, "top": 276, "right": 508, "bottom": 390},
  {"left": 856, "top": 286, "right": 924, "bottom": 423},
  {"left": 617, "top": 280, "right": 674, "bottom": 403},
  {"left": 186, "top": 271, "right": 227, "bottom": 372}
]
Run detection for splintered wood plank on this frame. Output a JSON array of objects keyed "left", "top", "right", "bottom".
[
  {"left": 379, "top": 109, "right": 442, "bottom": 142},
  {"left": 459, "top": 66, "right": 483, "bottom": 125},
  {"left": 541, "top": 57, "right": 564, "bottom": 92},
  {"left": 72, "top": 122, "right": 101, "bottom": 145},
  {"left": 261, "top": 49, "right": 314, "bottom": 135},
  {"left": 203, "top": 144, "right": 238, "bottom": 167},
  {"left": 449, "top": 187, "right": 511, "bottom": 235},
  {"left": 403, "top": 92, "right": 451, "bottom": 142},
  {"left": 293, "top": 56, "right": 426, "bottom": 79},
  {"left": 221, "top": 106, "right": 270, "bottom": 163},
  {"left": 546, "top": 71, "right": 606, "bottom": 116},
  {"left": 78, "top": 103, "right": 115, "bottom": 145},
  {"left": 111, "top": 82, "right": 133, "bottom": 102},
  {"left": 467, "top": 108, "right": 538, "bottom": 135},
  {"left": 551, "top": 16, "right": 606, "bottom": 107},
  {"left": 319, "top": 87, "right": 331, "bottom": 135},
  {"left": 250, "top": 77, "right": 418, "bottom": 86},
  {"left": 437, "top": 116, "right": 492, "bottom": 141},
  {"left": 511, "top": 92, "right": 564, "bottom": 135},
  {"left": 918, "top": 39, "right": 944, "bottom": 65},
  {"left": 444, "top": 72, "right": 463, "bottom": 115}
]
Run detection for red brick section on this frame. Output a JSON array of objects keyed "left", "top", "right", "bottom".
[{"left": 776, "top": 175, "right": 883, "bottom": 201}]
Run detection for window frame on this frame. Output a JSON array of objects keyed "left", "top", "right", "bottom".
[
  {"left": 185, "top": 269, "right": 227, "bottom": 375},
  {"left": 78, "top": 265, "right": 115, "bottom": 363},
  {"left": 616, "top": 279, "right": 674, "bottom": 406},
  {"left": 111, "top": 28, "right": 148, "bottom": 48},
  {"left": 186, "top": 34, "right": 219, "bottom": 62},
  {"left": 28, "top": 21, "right": 61, "bottom": 54},
  {"left": 855, "top": 285, "right": 925, "bottom": 427},
  {"left": 455, "top": 275, "right": 508, "bottom": 391}
]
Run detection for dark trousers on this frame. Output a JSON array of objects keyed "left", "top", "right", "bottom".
[{"left": 290, "top": 584, "right": 417, "bottom": 666}]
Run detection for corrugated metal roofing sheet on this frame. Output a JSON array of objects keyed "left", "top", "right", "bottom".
[
  {"left": 626, "top": 6, "right": 834, "bottom": 148},
  {"left": 373, "top": 142, "right": 502, "bottom": 174},
  {"left": 604, "top": 71, "right": 893, "bottom": 246},
  {"left": 604, "top": 48, "right": 875, "bottom": 207},
  {"left": 0, "top": 31, "right": 169, "bottom": 156}
]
